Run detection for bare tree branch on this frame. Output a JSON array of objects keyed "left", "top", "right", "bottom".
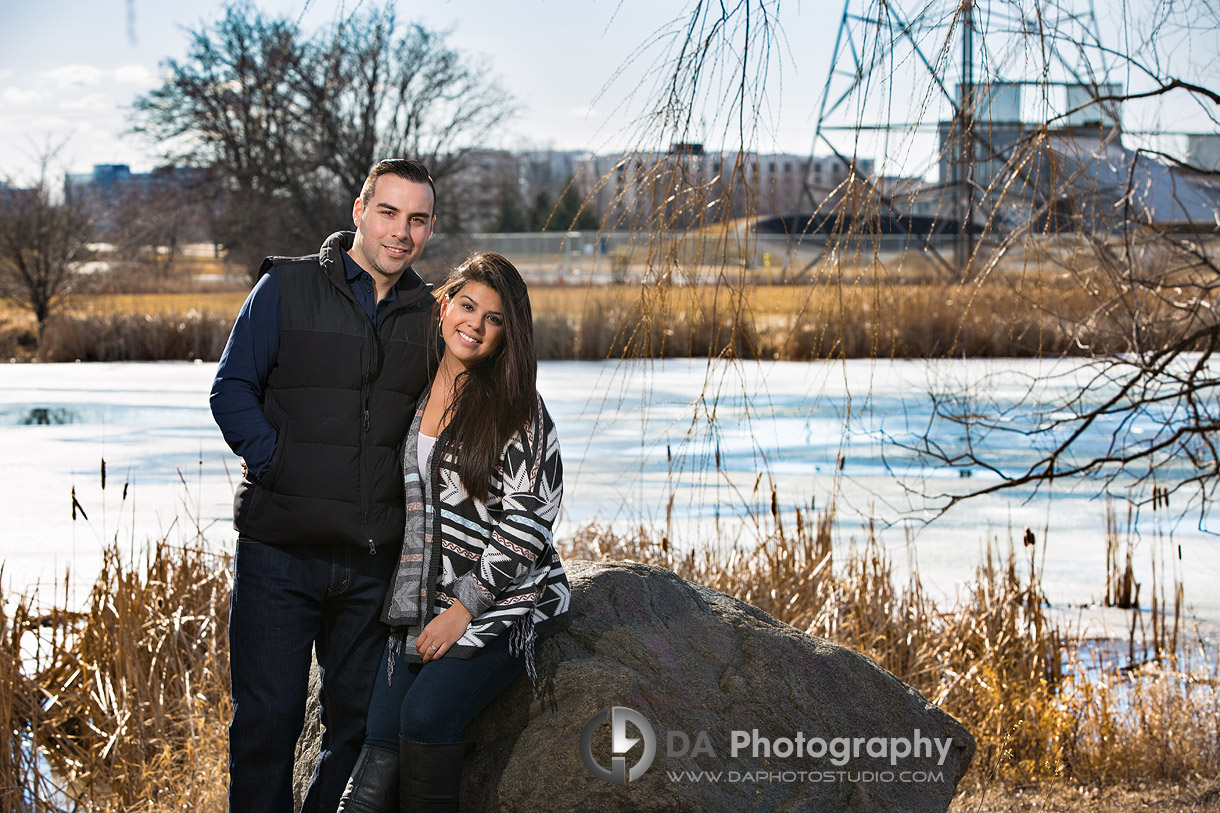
[
  {"left": 132, "top": 1, "right": 516, "bottom": 277},
  {"left": 0, "top": 147, "right": 96, "bottom": 338}
]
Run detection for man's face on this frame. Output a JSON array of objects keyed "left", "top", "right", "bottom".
[{"left": 349, "top": 175, "right": 435, "bottom": 283}]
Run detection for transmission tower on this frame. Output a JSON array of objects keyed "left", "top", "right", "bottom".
[{"left": 803, "top": 0, "right": 1115, "bottom": 278}]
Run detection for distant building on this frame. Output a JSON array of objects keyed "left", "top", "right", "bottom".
[
  {"left": 0, "top": 179, "right": 36, "bottom": 208},
  {"left": 442, "top": 148, "right": 602, "bottom": 233},
  {"left": 1186, "top": 135, "right": 1220, "bottom": 175},
  {"left": 589, "top": 145, "right": 874, "bottom": 230},
  {"left": 65, "top": 164, "right": 207, "bottom": 204},
  {"left": 518, "top": 149, "right": 595, "bottom": 198},
  {"left": 445, "top": 149, "right": 519, "bottom": 233},
  {"left": 906, "top": 81, "right": 1220, "bottom": 234},
  {"left": 65, "top": 164, "right": 140, "bottom": 202},
  {"left": 64, "top": 163, "right": 214, "bottom": 243}
]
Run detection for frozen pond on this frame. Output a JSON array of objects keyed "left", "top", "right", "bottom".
[{"left": 1, "top": 358, "right": 1217, "bottom": 641}]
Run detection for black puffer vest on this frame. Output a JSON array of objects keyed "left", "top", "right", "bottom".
[{"left": 233, "top": 231, "right": 435, "bottom": 551}]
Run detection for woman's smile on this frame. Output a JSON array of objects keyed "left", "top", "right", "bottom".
[{"left": 440, "top": 281, "right": 504, "bottom": 368}]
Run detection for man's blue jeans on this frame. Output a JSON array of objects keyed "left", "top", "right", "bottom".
[
  {"left": 228, "top": 539, "right": 396, "bottom": 813},
  {"left": 364, "top": 629, "right": 528, "bottom": 748}
]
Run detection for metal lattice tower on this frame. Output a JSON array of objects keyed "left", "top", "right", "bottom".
[{"left": 803, "top": 0, "right": 1115, "bottom": 277}]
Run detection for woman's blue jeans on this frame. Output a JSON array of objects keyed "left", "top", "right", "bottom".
[{"left": 364, "top": 630, "right": 528, "bottom": 748}]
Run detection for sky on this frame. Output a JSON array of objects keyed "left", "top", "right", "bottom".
[
  {"left": 1, "top": 0, "right": 1215, "bottom": 184},
  {"left": 3, "top": 0, "right": 815, "bottom": 181}
]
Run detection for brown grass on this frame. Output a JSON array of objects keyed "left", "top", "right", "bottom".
[
  {"left": 0, "top": 301, "right": 238, "bottom": 363},
  {"left": 5, "top": 540, "right": 231, "bottom": 811},
  {"left": 0, "top": 568, "right": 52, "bottom": 809},
  {"left": 4, "top": 256, "right": 1212, "bottom": 362},
  {"left": 81, "top": 292, "right": 249, "bottom": 316},
  {"left": 533, "top": 268, "right": 1212, "bottom": 360},
  {"left": 3, "top": 499, "right": 1216, "bottom": 810},
  {"left": 33, "top": 312, "right": 232, "bottom": 362}
]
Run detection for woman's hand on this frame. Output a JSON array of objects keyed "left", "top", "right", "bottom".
[{"left": 416, "top": 601, "right": 474, "bottom": 663}]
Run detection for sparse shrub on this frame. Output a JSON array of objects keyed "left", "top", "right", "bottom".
[{"left": 36, "top": 311, "right": 231, "bottom": 362}]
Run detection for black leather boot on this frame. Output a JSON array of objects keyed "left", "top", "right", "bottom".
[
  {"left": 336, "top": 744, "right": 399, "bottom": 812},
  {"left": 398, "top": 738, "right": 474, "bottom": 812}
]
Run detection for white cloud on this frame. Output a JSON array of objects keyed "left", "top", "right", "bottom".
[
  {"left": 3, "top": 87, "right": 44, "bottom": 106},
  {"left": 60, "top": 93, "right": 114, "bottom": 112},
  {"left": 41, "top": 65, "right": 106, "bottom": 90},
  {"left": 18, "top": 114, "right": 74, "bottom": 132},
  {"left": 113, "top": 64, "right": 158, "bottom": 88}
]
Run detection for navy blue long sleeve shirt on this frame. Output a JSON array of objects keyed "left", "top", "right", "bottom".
[{"left": 210, "top": 249, "right": 411, "bottom": 478}]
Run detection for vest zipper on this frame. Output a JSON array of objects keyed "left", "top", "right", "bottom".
[
  {"left": 360, "top": 388, "right": 372, "bottom": 548},
  {"left": 360, "top": 313, "right": 374, "bottom": 554},
  {"left": 360, "top": 304, "right": 385, "bottom": 555}
]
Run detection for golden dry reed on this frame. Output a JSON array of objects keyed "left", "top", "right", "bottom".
[
  {"left": 3, "top": 499, "right": 1217, "bottom": 809},
  {"left": 3, "top": 542, "right": 231, "bottom": 812},
  {"left": 0, "top": 568, "right": 53, "bottom": 810},
  {"left": 4, "top": 264, "right": 1209, "bottom": 363}
]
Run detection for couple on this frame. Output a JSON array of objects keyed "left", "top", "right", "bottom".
[{"left": 211, "top": 158, "right": 572, "bottom": 812}]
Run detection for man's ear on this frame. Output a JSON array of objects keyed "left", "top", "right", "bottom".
[{"left": 352, "top": 198, "right": 364, "bottom": 228}]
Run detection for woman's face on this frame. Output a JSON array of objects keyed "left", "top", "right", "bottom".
[{"left": 439, "top": 281, "right": 505, "bottom": 369}]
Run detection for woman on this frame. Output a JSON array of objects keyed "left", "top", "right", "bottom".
[{"left": 338, "top": 252, "right": 571, "bottom": 812}]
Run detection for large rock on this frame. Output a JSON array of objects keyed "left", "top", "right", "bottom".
[{"left": 299, "top": 560, "right": 974, "bottom": 812}]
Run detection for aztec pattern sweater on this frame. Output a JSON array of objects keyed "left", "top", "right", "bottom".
[{"left": 383, "top": 392, "right": 572, "bottom": 671}]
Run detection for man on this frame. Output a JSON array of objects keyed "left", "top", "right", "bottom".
[{"left": 211, "top": 159, "right": 437, "bottom": 812}]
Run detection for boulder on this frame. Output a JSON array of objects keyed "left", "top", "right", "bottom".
[{"left": 299, "top": 560, "right": 975, "bottom": 812}]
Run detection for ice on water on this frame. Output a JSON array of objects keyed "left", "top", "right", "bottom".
[{"left": 1, "top": 358, "right": 1216, "bottom": 638}]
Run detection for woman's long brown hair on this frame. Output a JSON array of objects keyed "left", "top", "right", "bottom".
[{"left": 431, "top": 252, "right": 538, "bottom": 502}]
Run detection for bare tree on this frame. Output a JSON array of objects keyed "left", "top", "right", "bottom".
[
  {"left": 297, "top": 13, "right": 515, "bottom": 200},
  {"left": 132, "top": 1, "right": 515, "bottom": 278},
  {"left": 132, "top": 2, "right": 306, "bottom": 273},
  {"left": 0, "top": 153, "right": 95, "bottom": 338},
  {"left": 104, "top": 167, "right": 214, "bottom": 275}
]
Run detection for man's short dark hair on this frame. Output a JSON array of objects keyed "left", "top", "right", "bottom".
[{"left": 359, "top": 159, "right": 436, "bottom": 217}]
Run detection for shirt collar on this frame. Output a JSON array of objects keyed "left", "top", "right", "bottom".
[
  {"left": 340, "top": 248, "right": 366, "bottom": 283},
  {"left": 341, "top": 248, "right": 401, "bottom": 301}
]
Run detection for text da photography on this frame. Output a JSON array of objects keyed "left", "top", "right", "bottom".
[{"left": 580, "top": 706, "right": 956, "bottom": 786}]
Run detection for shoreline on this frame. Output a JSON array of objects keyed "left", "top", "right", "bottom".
[{"left": 3, "top": 357, "right": 1218, "bottom": 638}]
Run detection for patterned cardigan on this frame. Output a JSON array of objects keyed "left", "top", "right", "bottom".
[{"left": 382, "top": 392, "right": 572, "bottom": 674}]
